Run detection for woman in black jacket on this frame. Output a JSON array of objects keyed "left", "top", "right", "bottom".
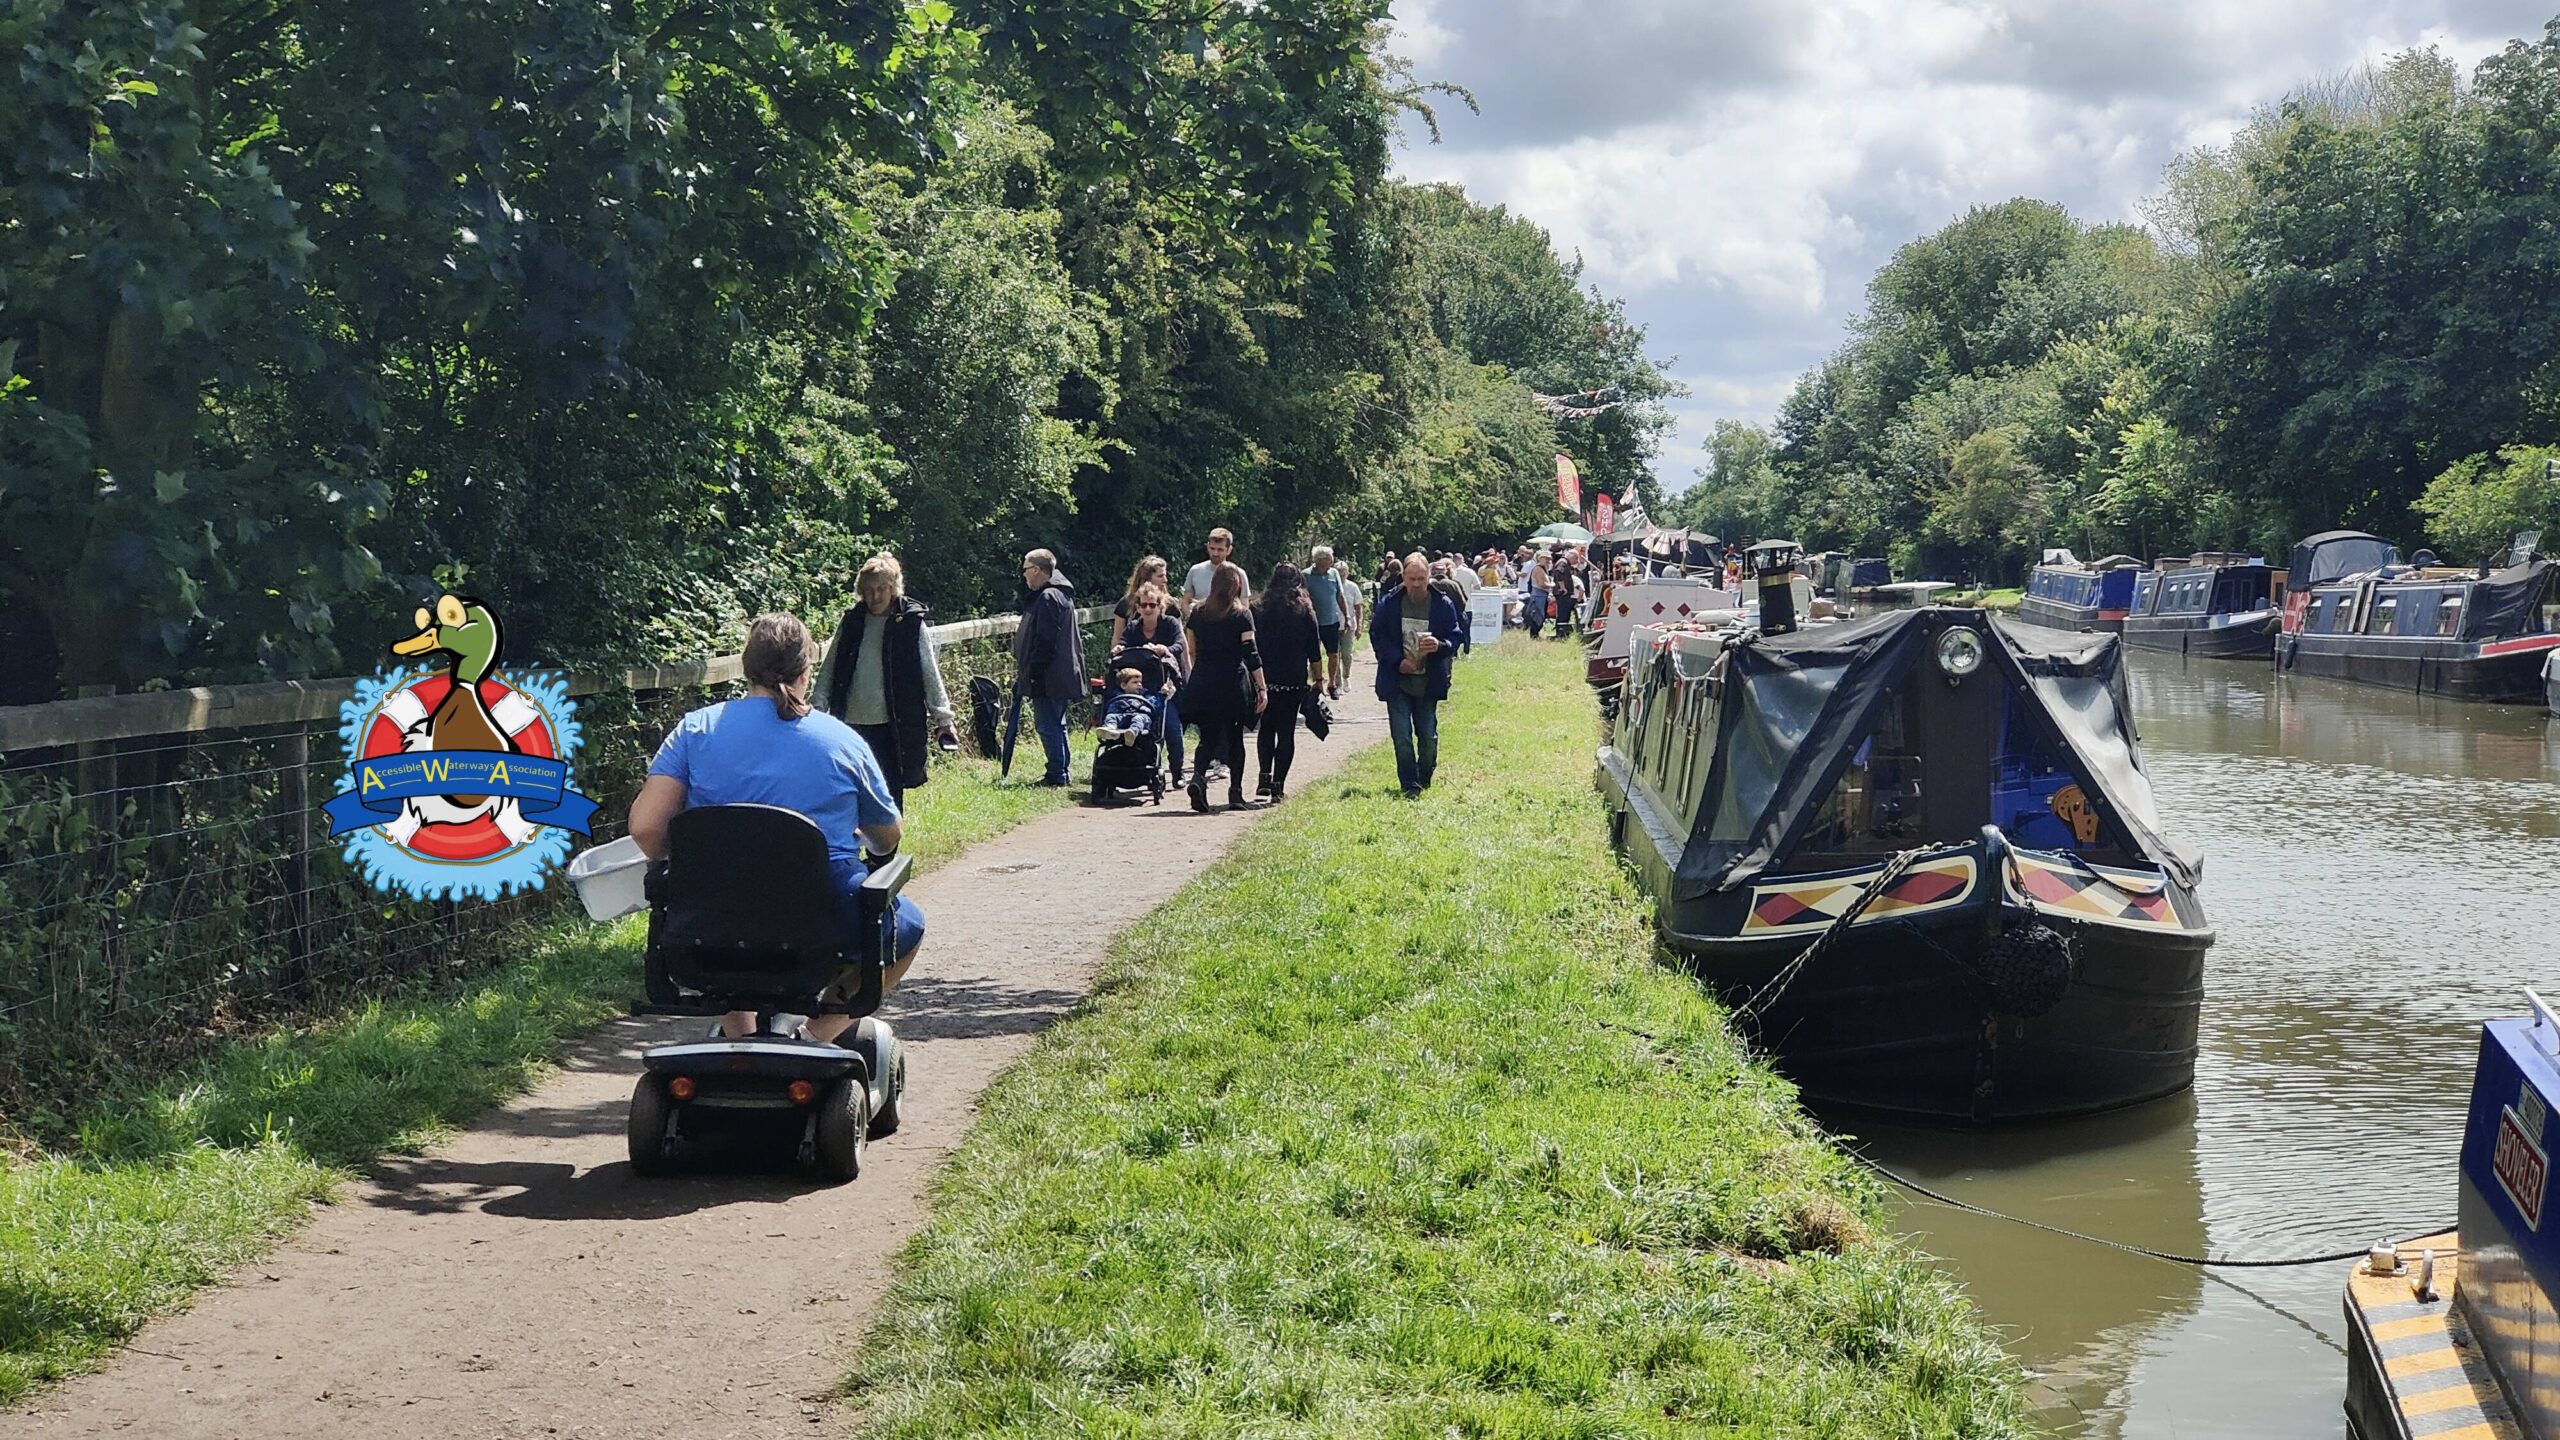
[
  {"left": 1180, "top": 562, "right": 1266, "bottom": 813},
  {"left": 1251, "top": 562, "right": 1325, "bottom": 801}
]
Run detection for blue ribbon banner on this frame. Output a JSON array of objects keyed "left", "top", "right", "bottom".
[{"left": 323, "top": 752, "right": 599, "bottom": 836}]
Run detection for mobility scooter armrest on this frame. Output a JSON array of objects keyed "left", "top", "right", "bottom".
[{"left": 857, "top": 853, "right": 912, "bottom": 914}]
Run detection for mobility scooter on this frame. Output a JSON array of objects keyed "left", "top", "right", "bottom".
[{"left": 621, "top": 804, "right": 911, "bottom": 1181}]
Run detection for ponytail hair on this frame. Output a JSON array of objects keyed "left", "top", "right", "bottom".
[{"left": 742, "top": 613, "right": 816, "bottom": 720}]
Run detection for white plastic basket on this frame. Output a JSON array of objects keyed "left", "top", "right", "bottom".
[{"left": 565, "top": 835, "right": 650, "bottom": 921}]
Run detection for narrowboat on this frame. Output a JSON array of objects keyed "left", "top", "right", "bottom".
[
  {"left": 2343, "top": 993, "right": 2559, "bottom": 1440},
  {"left": 2121, "top": 554, "right": 2280, "bottom": 659},
  {"left": 1585, "top": 573, "right": 1737, "bottom": 691},
  {"left": 2279, "top": 530, "right": 2559, "bottom": 702},
  {"left": 1596, "top": 590, "right": 2213, "bottom": 1123},
  {"left": 2016, "top": 550, "right": 2143, "bottom": 633},
  {"left": 1823, "top": 555, "right": 1892, "bottom": 600}
]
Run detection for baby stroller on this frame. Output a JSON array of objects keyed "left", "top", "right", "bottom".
[{"left": 1089, "top": 645, "right": 1171, "bottom": 807}]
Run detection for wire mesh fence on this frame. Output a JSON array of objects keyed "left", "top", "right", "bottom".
[{"left": 0, "top": 608, "right": 1107, "bottom": 1133}]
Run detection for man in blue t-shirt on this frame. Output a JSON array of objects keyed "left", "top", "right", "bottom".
[{"left": 630, "top": 615, "right": 927, "bottom": 1041}]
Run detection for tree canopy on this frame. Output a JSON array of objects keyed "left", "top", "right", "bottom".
[{"left": 0, "top": 3, "right": 1674, "bottom": 702}]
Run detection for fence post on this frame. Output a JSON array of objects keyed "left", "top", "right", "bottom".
[
  {"left": 280, "top": 728, "right": 314, "bottom": 997},
  {"left": 72, "top": 685, "right": 115, "bottom": 1021}
]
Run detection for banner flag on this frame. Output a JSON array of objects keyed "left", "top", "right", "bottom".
[{"left": 1555, "top": 453, "right": 1581, "bottom": 513}]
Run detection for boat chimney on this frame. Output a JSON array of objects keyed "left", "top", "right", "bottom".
[{"left": 1749, "top": 540, "right": 1805, "bottom": 636}]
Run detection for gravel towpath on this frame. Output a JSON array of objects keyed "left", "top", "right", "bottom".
[{"left": 6, "top": 693, "right": 1386, "bottom": 1440}]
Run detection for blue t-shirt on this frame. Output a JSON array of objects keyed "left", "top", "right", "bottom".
[
  {"left": 1307, "top": 568, "right": 1343, "bottom": 626},
  {"left": 647, "top": 699, "right": 898, "bottom": 892}
]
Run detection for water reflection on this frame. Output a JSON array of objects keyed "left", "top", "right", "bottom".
[{"left": 1861, "top": 653, "right": 2560, "bottom": 1437}]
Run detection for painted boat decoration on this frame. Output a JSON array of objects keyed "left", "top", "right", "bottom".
[
  {"left": 2343, "top": 993, "right": 2560, "bottom": 1440},
  {"left": 2279, "top": 530, "right": 2559, "bottom": 702},
  {"left": 1598, "top": 606, "right": 2212, "bottom": 1123},
  {"left": 2016, "top": 549, "right": 2144, "bottom": 633},
  {"left": 2123, "top": 554, "right": 2280, "bottom": 659}
]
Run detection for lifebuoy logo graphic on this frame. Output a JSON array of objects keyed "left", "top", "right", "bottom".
[{"left": 323, "top": 594, "right": 596, "bottom": 901}]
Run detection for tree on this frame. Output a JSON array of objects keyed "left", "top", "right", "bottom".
[{"left": 2416, "top": 445, "right": 2560, "bottom": 560}]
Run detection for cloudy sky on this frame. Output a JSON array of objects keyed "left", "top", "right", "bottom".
[{"left": 1387, "top": 0, "right": 2560, "bottom": 489}]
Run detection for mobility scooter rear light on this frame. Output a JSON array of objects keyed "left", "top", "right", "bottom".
[
  {"left": 786, "top": 1079, "right": 818, "bottom": 1106},
  {"left": 667, "top": 1076, "right": 697, "bottom": 1101}
]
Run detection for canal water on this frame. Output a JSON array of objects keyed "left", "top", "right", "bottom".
[{"left": 1841, "top": 652, "right": 2560, "bottom": 1437}]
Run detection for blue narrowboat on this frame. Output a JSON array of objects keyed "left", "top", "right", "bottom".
[
  {"left": 2278, "top": 530, "right": 2559, "bottom": 702},
  {"left": 2016, "top": 551, "right": 2143, "bottom": 634},
  {"left": 2122, "top": 555, "right": 2280, "bottom": 659},
  {"left": 2344, "top": 993, "right": 2560, "bottom": 1440}
]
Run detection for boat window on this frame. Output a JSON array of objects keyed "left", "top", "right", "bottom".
[
  {"left": 2395, "top": 591, "right": 2441, "bottom": 636},
  {"left": 1800, "top": 686, "right": 1921, "bottom": 855},
  {"left": 2367, "top": 594, "right": 2398, "bottom": 633},
  {"left": 2436, "top": 593, "right": 2464, "bottom": 636}
]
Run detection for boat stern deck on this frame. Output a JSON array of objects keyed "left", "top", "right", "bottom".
[{"left": 2346, "top": 1232, "right": 2528, "bottom": 1440}]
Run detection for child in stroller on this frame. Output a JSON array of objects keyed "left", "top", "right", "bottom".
[{"left": 1091, "top": 658, "right": 1169, "bottom": 805}]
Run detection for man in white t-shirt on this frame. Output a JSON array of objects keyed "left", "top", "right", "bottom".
[{"left": 1184, "top": 527, "right": 1235, "bottom": 604}]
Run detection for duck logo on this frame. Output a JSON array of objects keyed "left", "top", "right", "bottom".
[{"left": 322, "top": 594, "right": 597, "bottom": 901}]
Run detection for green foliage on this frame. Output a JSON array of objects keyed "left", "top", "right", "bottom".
[
  {"left": 1, "top": 7, "right": 1673, "bottom": 698},
  {"left": 2416, "top": 445, "right": 2560, "bottom": 560}
]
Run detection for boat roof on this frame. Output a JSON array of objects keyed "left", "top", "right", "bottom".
[{"left": 1648, "top": 608, "right": 2198, "bottom": 898}]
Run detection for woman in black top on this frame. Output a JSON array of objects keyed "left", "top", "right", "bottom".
[
  {"left": 1112, "top": 579, "right": 1190, "bottom": 781},
  {"left": 1111, "top": 556, "right": 1187, "bottom": 778},
  {"left": 1180, "top": 561, "right": 1266, "bottom": 812},
  {"left": 1251, "top": 562, "right": 1325, "bottom": 801}
]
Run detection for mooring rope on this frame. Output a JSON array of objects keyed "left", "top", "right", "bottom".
[
  {"left": 1734, "top": 843, "right": 1944, "bottom": 1026},
  {"left": 1843, "top": 1144, "right": 2454, "bottom": 1268}
]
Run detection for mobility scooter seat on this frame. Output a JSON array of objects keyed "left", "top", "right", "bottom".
[{"left": 624, "top": 803, "right": 911, "bottom": 1177}]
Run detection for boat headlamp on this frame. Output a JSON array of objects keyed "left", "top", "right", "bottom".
[{"left": 1935, "top": 626, "right": 1986, "bottom": 679}]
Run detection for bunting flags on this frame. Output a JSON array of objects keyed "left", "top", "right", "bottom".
[
  {"left": 1555, "top": 453, "right": 1582, "bottom": 513},
  {"left": 1533, "top": 384, "right": 1628, "bottom": 418}
]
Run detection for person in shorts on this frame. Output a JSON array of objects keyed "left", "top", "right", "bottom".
[{"left": 1306, "top": 545, "right": 1350, "bottom": 698}]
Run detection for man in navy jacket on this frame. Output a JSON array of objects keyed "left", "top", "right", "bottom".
[{"left": 1369, "top": 553, "right": 1467, "bottom": 798}]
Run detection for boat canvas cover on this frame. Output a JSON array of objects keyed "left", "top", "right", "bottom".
[
  {"left": 1670, "top": 611, "right": 2199, "bottom": 901},
  {"left": 2288, "top": 530, "right": 2400, "bottom": 587},
  {"left": 2459, "top": 557, "right": 2553, "bottom": 640}
]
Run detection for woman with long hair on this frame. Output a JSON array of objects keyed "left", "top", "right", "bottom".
[
  {"left": 816, "top": 552, "right": 956, "bottom": 807},
  {"left": 629, "top": 614, "right": 926, "bottom": 1039},
  {"left": 1178, "top": 562, "right": 1266, "bottom": 812},
  {"left": 1251, "top": 562, "right": 1324, "bottom": 801}
]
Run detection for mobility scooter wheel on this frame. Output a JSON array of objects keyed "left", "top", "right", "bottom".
[
  {"left": 868, "top": 1044, "right": 907, "bottom": 1139},
  {"left": 626, "top": 1076, "right": 676, "bottom": 1175},
  {"left": 812, "top": 1076, "right": 871, "bottom": 1181}
]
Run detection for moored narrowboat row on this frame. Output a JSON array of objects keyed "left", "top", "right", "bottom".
[
  {"left": 1596, "top": 605, "right": 2212, "bottom": 1123},
  {"left": 2279, "top": 530, "right": 2560, "bottom": 702}
]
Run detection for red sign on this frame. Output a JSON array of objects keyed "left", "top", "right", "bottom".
[
  {"left": 2496, "top": 1105, "right": 2548, "bottom": 1230},
  {"left": 1596, "top": 493, "right": 1615, "bottom": 534}
]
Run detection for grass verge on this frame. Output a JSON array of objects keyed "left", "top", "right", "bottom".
[
  {"left": 848, "top": 636, "right": 2027, "bottom": 1437},
  {"left": 0, "top": 746, "right": 1078, "bottom": 1404}
]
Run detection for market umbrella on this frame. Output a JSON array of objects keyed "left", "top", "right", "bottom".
[{"left": 1528, "top": 521, "right": 1594, "bottom": 546}]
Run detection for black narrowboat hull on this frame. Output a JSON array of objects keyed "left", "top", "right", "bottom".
[
  {"left": 2120, "top": 610, "right": 2279, "bottom": 659},
  {"left": 1600, "top": 750, "right": 2209, "bottom": 1123},
  {"left": 2281, "top": 634, "right": 2560, "bottom": 702}
]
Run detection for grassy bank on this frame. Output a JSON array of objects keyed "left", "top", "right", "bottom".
[
  {"left": 0, "top": 749, "right": 1077, "bottom": 1404},
  {"left": 848, "top": 637, "right": 2024, "bottom": 1437}
]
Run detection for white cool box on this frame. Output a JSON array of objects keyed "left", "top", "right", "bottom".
[{"left": 565, "top": 834, "right": 650, "bottom": 921}]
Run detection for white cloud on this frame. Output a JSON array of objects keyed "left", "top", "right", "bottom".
[{"left": 1390, "top": 0, "right": 2560, "bottom": 488}]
